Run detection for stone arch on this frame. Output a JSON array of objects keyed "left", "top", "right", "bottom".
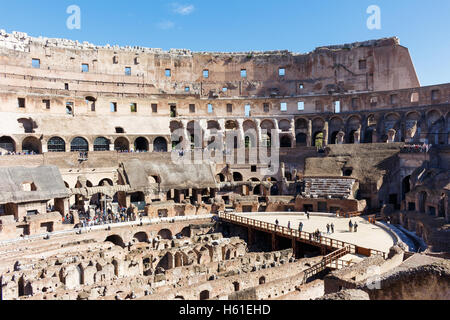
[
  {"left": 170, "top": 120, "right": 183, "bottom": 133},
  {"left": 207, "top": 120, "right": 221, "bottom": 131},
  {"left": 280, "top": 135, "right": 292, "bottom": 148},
  {"left": 157, "top": 252, "right": 174, "bottom": 270},
  {"left": 295, "top": 118, "right": 308, "bottom": 130},
  {"left": 98, "top": 178, "right": 114, "bottom": 187},
  {"left": 22, "top": 136, "right": 42, "bottom": 154},
  {"left": 329, "top": 131, "right": 339, "bottom": 144},
  {"left": 93, "top": 137, "right": 110, "bottom": 151},
  {"left": 105, "top": 235, "right": 125, "bottom": 248},
  {"left": 278, "top": 119, "right": 291, "bottom": 132},
  {"left": 225, "top": 120, "right": 238, "bottom": 130},
  {"left": 260, "top": 119, "right": 275, "bottom": 131},
  {"left": 259, "top": 276, "right": 266, "bottom": 285},
  {"left": 47, "top": 136, "right": 66, "bottom": 153},
  {"left": 70, "top": 137, "right": 89, "bottom": 152},
  {"left": 233, "top": 172, "right": 243, "bottom": 182},
  {"left": 199, "top": 290, "right": 210, "bottom": 300},
  {"left": 179, "top": 227, "right": 191, "bottom": 238},
  {"left": 153, "top": 137, "right": 168, "bottom": 152},
  {"left": 134, "top": 137, "right": 149, "bottom": 152},
  {"left": 133, "top": 232, "right": 149, "bottom": 243},
  {"left": 296, "top": 133, "right": 307, "bottom": 146},
  {"left": 114, "top": 137, "right": 130, "bottom": 152},
  {"left": 158, "top": 229, "right": 173, "bottom": 240}
]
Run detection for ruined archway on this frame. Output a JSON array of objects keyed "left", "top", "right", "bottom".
[
  {"left": 158, "top": 229, "right": 173, "bottom": 240},
  {"left": 22, "top": 137, "right": 42, "bottom": 154},
  {"left": 153, "top": 137, "right": 168, "bottom": 152},
  {"left": 105, "top": 235, "right": 125, "bottom": 248}
]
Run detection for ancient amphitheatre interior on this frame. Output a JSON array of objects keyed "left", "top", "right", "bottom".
[{"left": 0, "top": 30, "right": 448, "bottom": 301}]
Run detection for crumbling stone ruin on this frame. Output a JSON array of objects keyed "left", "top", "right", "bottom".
[{"left": 0, "top": 30, "right": 448, "bottom": 300}]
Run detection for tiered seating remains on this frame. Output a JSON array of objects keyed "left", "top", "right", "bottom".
[{"left": 302, "top": 178, "right": 355, "bottom": 199}]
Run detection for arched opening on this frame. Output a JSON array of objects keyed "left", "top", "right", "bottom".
[
  {"left": 180, "top": 227, "right": 191, "bottom": 238},
  {"left": 130, "top": 192, "right": 145, "bottom": 203},
  {"left": 114, "top": 137, "right": 130, "bottom": 152},
  {"left": 364, "top": 128, "right": 374, "bottom": 144},
  {"left": 134, "top": 137, "right": 149, "bottom": 152},
  {"left": 216, "top": 173, "right": 225, "bottom": 183},
  {"left": 259, "top": 276, "right": 266, "bottom": 285},
  {"left": 438, "top": 194, "right": 446, "bottom": 218},
  {"left": 295, "top": 118, "right": 308, "bottom": 130},
  {"left": 330, "top": 131, "right": 339, "bottom": 145},
  {"left": 48, "top": 137, "right": 66, "bottom": 153},
  {"left": 233, "top": 172, "right": 243, "bottom": 182},
  {"left": 313, "top": 132, "right": 324, "bottom": 148},
  {"left": 348, "top": 130, "right": 357, "bottom": 144},
  {"left": 402, "top": 176, "right": 411, "bottom": 200},
  {"left": 22, "top": 137, "right": 42, "bottom": 154},
  {"left": 280, "top": 135, "right": 292, "bottom": 148},
  {"left": 105, "top": 235, "right": 125, "bottom": 248},
  {"left": 71, "top": 137, "right": 89, "bottom": 152},
  {"left": 99, "top": 179, "right": 113, "bottom": 187},
  {"left": 418, "top": 191, "right": 428, "bottom": 213},
  {"left": 199, "top": 290, "right": 210, "bottom": 301},
  {"left": 153, "top": 137, "right": 168, "bottom": 152},
  {"left": 0, "top": 136, "right": 16, "bottom": 153},
  {"left": 296, "top": 133, "right": 307, "bottom": 146},
  {"left": 134, "top": 232, "right": 149, "bottom": 243},
  {"left": 158, "top": 229, "right": 173, "bottom": 240},
  {"left": 93, "top": 137, "right": 110, "bottom": 151},
  {"left": 157, "top": 252, "right": 174, "bottom": 270}
]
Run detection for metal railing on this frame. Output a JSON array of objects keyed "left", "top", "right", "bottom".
[
  {"left": 303, "top": 246, "right": 350, "bottom": 282},
  {"left": 219, "top": 213, "right": 387, "bottom": 259}
]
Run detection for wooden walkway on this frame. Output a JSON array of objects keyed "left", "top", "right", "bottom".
[{"left": 219, "top": 213, "right": 387, "bottom": 259}]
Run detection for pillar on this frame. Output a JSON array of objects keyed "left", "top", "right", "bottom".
[
  {"left": 323, "top": 121, "right": 329, "bottom": 147},
  {"left": 307, "top": 120, "right": 312, "bottom": 147}
]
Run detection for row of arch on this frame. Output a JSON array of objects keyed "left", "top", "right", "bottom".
[{"left": 0, "top": 136, "right": 169, "bottom": 154}]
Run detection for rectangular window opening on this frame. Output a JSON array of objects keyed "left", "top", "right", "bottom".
[
  {"left": 110, "top": 102, "right": 117, "bottom": 113},
  {"left": 81, "top": 64, "right": 89, "bottom": 73},
  {"left": 298, "top": 101, "right": 305, "bottom": 111},
  {"left": 32, "top": 58, "right": 40, "bottom": 69},
  {"left": 18, "top": 98, "right": 26, "bottom": 109},
  {"left": 241, "top": 69, "right": 247, "bottom": 78},
  {"left": 280, "top": 102, "right": 287, "bottom": 112},
  {"left": 130, "top": 103, "right": 137, "bottom": 113},
  {"left": 152, "top": 104, "right": 158, "bottom": 113},
  {"left": 125, "top": 67, "right": 131, "bottom": 76}
]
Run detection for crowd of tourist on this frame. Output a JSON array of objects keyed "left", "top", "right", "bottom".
[
  {"left": 0, "top": 151, "right": 38, "bottom": 156},
  {"left": 77, "top": 207, "right": 142, "bottom": 228},
  {"left": 401, "top": 144, "right": 432, "bottom": 153}
]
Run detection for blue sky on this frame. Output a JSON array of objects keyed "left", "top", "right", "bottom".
[{"left": 0, "top": 0, "right": 449, "bottom": 86}]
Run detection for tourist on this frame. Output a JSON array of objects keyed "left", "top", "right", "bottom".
[
  {"left": 349, "top": 220, "right": 353, "bottom": 232},
  {"left": 326, "top": 224, "right": 330, "bottom": 234},
  {"left": 275, "top": 219, "right": 279, "bottom": 226},
  {"left": 331, "top": 223, "right": 335, "bottom": 234},
  {"left": 306, "top": 210, "right": 310, "bottom": 220},
  {"left": 288, "top": 221, "right": 291, "bottom": 229},
  {"left": 354, "top": 223, "right": 358, "bottom": 233},
  {"left": 299, "top": 222, "right": 303, "bottom": 233}
]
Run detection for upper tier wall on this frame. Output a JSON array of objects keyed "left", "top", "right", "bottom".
[{"left": 0, "top": 31, "right": 420, "bottom": 97}]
